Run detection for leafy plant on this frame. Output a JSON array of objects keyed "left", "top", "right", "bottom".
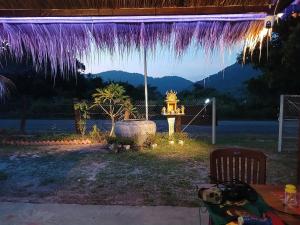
[
  {"left": 143, "top": 134, "right": 157, "bottom": 148},
  {"left": 89, "top": 125, "right": 105, "bottom": 143},
  {"left": 123, "top": 98, "right": 137, "bottom": 120},
  {"left": 92, "top": 83, "right": 128, "bottom": 136},
  {"left": 107, "top": 136, "right": 134, "bottom": 146},
  {"left": 74, "top": 101, "right": 90, "bottom": 136}
]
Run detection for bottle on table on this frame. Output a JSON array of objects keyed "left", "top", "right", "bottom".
[{"left": 284, "top": 184, "right": 298, "bottom": 207}]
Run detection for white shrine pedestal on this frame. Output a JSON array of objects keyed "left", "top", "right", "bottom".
[{"left": 167, "top": 117, "right": 176, "bottom": 136}]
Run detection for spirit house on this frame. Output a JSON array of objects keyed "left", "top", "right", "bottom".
[
  {"left": 162, "top": 90, "right": 185, "bottom": 136},
  {"left": 162, "top": 91, "right": 185, "bottom": 116}
]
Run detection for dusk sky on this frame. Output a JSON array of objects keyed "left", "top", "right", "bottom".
[{"left": 83, "top": 43, "right": 243, "bottom": 82}]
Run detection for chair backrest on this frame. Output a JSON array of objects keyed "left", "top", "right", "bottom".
[{"left": 210, "top": 148, "right": 267, "bottom": 184}]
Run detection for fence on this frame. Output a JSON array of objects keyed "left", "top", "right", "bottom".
[
  {"left": 133, "top": 99, "right": 214, "bottom": 125},
  {"left": 0, "top": 98, "right": 216, "bottom": 143},
  {"left": 278, "top": 95, "right": 300, "bottom": 152}
]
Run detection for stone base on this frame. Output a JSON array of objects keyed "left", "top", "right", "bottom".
[{"left": 115, "top": 120, "right": 156, "bottom": 146}]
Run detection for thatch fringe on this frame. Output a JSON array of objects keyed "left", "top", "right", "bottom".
[
  {"left": 0, "top": 20, "right": 265, "bottom": 76},
  {"left": 0, "top": 75, "right": 15, "bottom": 101},
  {"left": 0, "top": 0, "right": 274, "bottom": 9}
]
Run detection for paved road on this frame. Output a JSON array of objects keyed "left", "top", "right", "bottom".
[
  {"left": 0, "top": 119, "right": 281, "bottom": 136},
  {"left": 0, "top": 202, "right": 207, "bottom": 225}
]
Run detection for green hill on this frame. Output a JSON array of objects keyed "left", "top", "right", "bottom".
[
  {"left": 91, "top": 70, "right": 194, "bottom": 94},
  {"left": 196, "top": 63, "right": 261, "bottom": 97}
]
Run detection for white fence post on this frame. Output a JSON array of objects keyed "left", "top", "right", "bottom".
[
  {"left": 144, "top": 47, "right": 149, "bottom": 120},
  {"left": 212, "top": 97, "right": 216, "bottom": 145},
  {"left": 278, "top": 95, "right": 284, "bottom": 152}
]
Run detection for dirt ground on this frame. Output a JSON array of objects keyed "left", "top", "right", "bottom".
[{"left": 0, "top": 137, "right": 297, "bottom": 206}]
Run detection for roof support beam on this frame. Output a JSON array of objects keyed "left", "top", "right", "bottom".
[
  {"left": 0, "top": 14, "right": 266, "bottom": 24},
  {"left": 0, "top": 6, "right": 274, "bottom": 17}
]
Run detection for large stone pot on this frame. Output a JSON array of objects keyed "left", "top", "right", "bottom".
[{"left": 115, "top": 120, "right": 156, "bottom": 146}]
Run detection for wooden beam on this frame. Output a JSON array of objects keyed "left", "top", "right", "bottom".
[
  {"left": 0, "top": 6, "right": 273, "bottom": 17},
  {"left": 298, "top": 113, "right": 300, "bottom": 184}
]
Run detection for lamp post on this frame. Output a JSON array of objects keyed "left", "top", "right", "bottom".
[
  {"left": 212, "top": 97, "right": 216, "bottom": 145},
  {"left": 144, "top": 47, "right": 149, "bottom": 121}
]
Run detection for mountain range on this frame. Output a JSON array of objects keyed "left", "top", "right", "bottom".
[
  {"left": 87, "top": 63, "right": 261, "bottom": 95},
  {"left": 90, "top": 71, "right": 193, "bottom": 94},
  {"left": 196, "top": 63, "right": 261, "bottom": 96}
]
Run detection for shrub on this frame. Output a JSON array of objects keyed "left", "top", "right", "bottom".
[
  {"left": 74, "top": 101, "right": 90, "bottom": 136},
  {"left": 89, "top": 125, "right": 106, "bottom": 143},
  {"left": 143, "top": 134, "right": 156, "bottom": 148},
  {"left": 107, "top": 136, "right": 134, "bottom": 146}
]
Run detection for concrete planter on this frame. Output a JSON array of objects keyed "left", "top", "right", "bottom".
[{"left": 115, "top": 120, "right": 156, "bottom": 146}]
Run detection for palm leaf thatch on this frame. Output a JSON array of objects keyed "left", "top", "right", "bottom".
[
  {"left": 0, "top": 75, "right": 15, "bottom": 102},
  {"left": 0, "top": 0, "right": 275, "bottom": 9},
  {"left": 0, "top": 20, "right": 266, "bottom": 76},
  {"left": 0, "top": 0, "right": 281, "bottom": 77}
]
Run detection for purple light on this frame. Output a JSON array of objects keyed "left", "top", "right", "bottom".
[
  {"left": 0, "top": 17, "right": 265, "bottom": 78},
  {"left": 0, "top": 14, "right": 266, "bottom": 24}
]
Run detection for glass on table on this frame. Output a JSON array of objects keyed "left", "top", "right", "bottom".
[{"left": 284, "top": 184, "right": 298, "bottom": 207}]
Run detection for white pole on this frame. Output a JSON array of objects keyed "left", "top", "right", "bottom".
[
  {"left": 144, "top": 47, "right": 149, "bottom": 121},
  {"left": 212, "top": 97, "right": 216, "bottom": 145},
  {"left": 278, "top": 95, "right": 284, "bottom": 152}
]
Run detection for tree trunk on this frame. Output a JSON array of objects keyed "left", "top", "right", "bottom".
[
  {"left": 20, "top": 95, "right": 28, "bottom": 134},
  {"left": 110, "top": 117, "right": 115, "bottom": 137},
  {"left": 124, "top": 110, "right": 130, "bottom": 120}
]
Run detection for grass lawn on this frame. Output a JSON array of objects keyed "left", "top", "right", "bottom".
[{"left": 0, "top": 134, "right": 297, "bottom": 206}]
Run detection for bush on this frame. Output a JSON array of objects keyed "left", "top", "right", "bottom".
[
  {"left": 89, "top": 125, "right": 106, "bottom": 143},
  {"left": 143, "top": 134, "right": 157, "bottom": 148},
  {"left": 107, "top": 136, "right": 134, "bottom": 146}
]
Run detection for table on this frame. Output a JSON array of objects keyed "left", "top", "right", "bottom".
[
  {"left": 252, "top": 185, "right": 300, "bottom": 225},
  {"left": 201, "top": 184, "right": 300, "bottom": 225}
]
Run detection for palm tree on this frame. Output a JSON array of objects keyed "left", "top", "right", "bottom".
[
  {"left": 0, "top": 75, "right": 15, "bottom": 103},
  {"left": 92, "top": 83, "right": 128, "bottom": 137}
]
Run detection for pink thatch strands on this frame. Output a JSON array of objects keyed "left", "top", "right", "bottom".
[
  {"left": 0, "top": 21, "right": 265, "bottom": 76},
  {"left": 0, "top": 75, "right": 15, "bottom": 102}
]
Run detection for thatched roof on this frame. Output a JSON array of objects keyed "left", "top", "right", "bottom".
[
  {"left": 0, "top": 1, "right": 275, "bottom": 9},
  {"left": 0, "top": 20, "right": 265, "bottom": 76},
  {"left": 0, "top": 0, "right": 291, "bottom": 76}
]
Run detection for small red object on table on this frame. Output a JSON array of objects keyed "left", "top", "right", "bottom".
[{"left": 252, "top": 185, "right": 300, "bottom": 225}]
